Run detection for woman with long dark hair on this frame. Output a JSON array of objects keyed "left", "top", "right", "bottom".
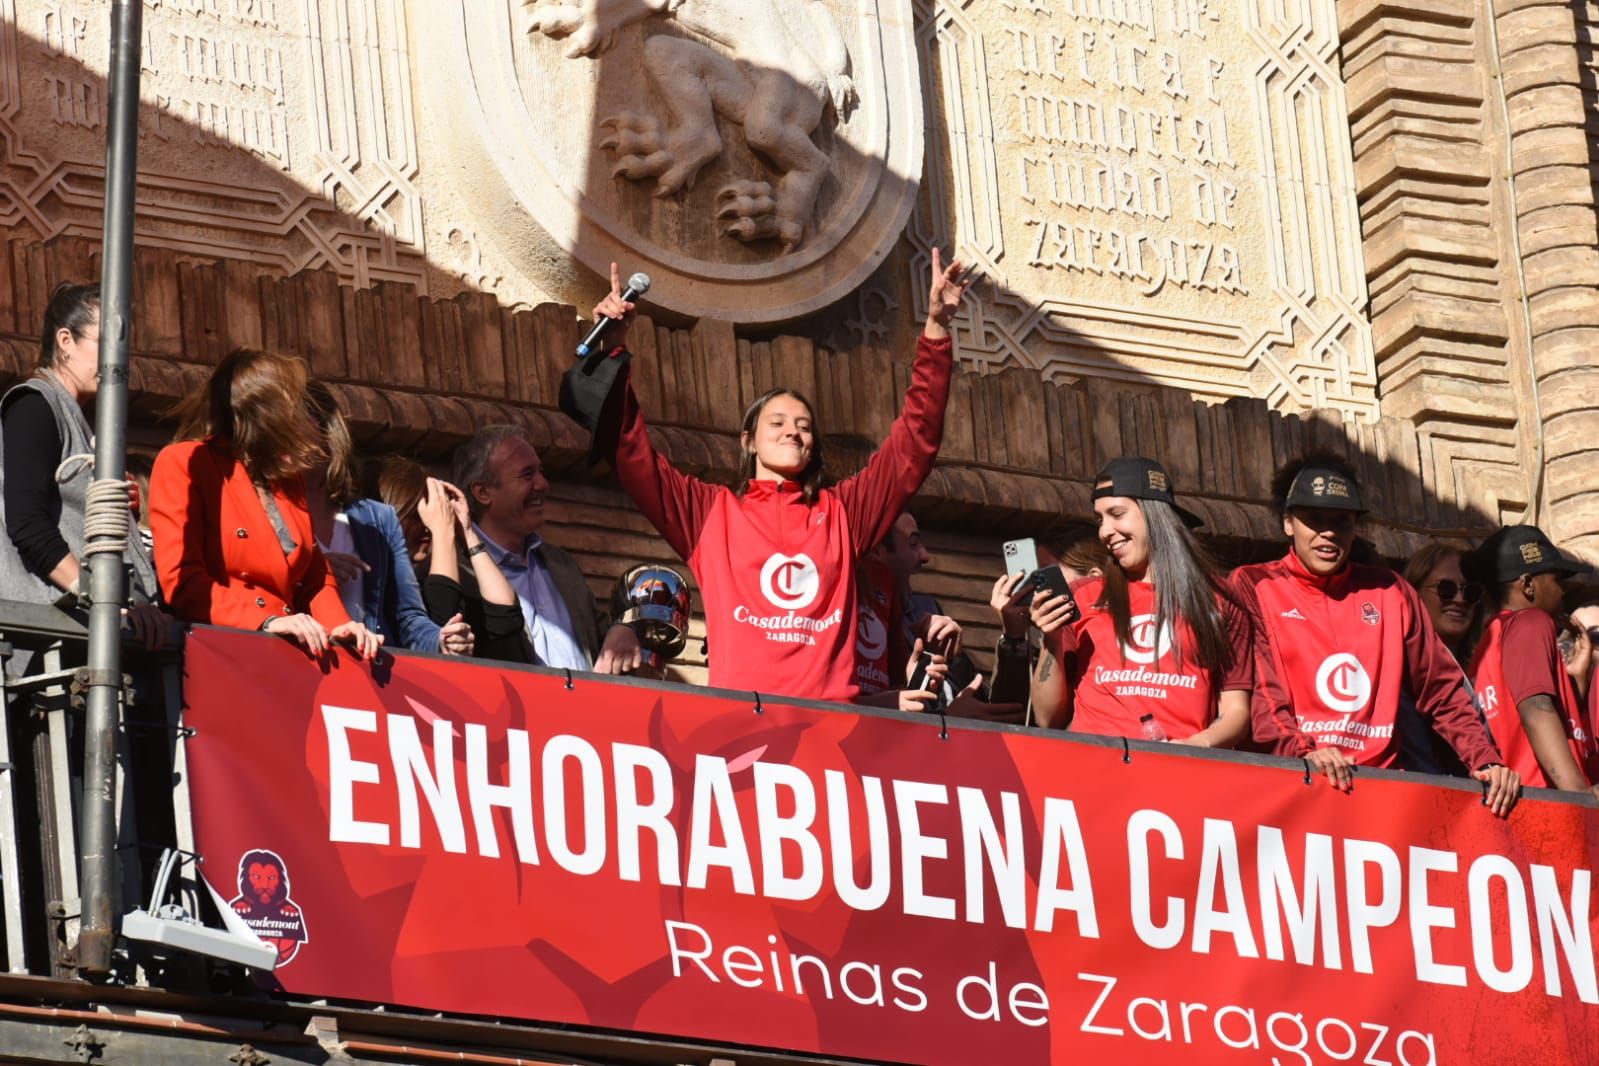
[
  {"left": 593, "top": 252, "right": 970, "bottom": 703},
  {"left": 150, "top": 349, "right": 381, "bottom": 659},
  {"left": 1028, "top": 457, "right": 1252, "bottom": 746}
]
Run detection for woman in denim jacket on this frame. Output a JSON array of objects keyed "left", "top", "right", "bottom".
[{"left": 304, "top": 382, "right": 473, "bottom": 655}]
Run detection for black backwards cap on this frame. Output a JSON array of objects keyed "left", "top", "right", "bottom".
[
  {"left": 1479, "top": 525, "right": 1594, "bottom": 583},
  {"left": 1093, "top": 457, "right": 1203, "bottom": 529},
  {"left": 1283, "top": 465, "right": 1366, "bottom": 513}
]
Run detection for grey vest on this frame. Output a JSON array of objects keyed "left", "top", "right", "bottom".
[{"left": 0, "top": 371, "right": 158, "bottom": 605}]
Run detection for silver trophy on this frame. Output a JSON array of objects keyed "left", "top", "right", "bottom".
[{"left": 610, "top": 565, "right": 692, "bottom": 672}]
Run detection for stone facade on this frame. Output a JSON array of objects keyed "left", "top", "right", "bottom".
[{"left": 0, "top": 0, "right": 1594, "bottom": 670}]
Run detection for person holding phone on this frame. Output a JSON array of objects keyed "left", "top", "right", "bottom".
[
  {"left": 592, "top": 252, "right": 969, "bottom": 703},
  {"left": 1027, "top": 457, "right": 1253, "bottom": 748},
  {"left": 988, "top": 531, "right": 1108, "bottom": 710}
]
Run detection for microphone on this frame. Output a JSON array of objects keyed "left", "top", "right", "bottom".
[{"left": 576, "top": 271, "right": 651, "bottom": 358}]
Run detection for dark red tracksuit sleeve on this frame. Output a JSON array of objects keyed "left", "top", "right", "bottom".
[
  {"left": 835, "top": 335, "right": 954, "bottom": 557},
  {"left": 608, "top": 367, "right": 721, "bottom": 563},
  {"left": 1400, "top": 580, "right": 1500, "bottom": 770},
  {"left": 1229, "top": 568, "right": 1315, "bottom": 756}
]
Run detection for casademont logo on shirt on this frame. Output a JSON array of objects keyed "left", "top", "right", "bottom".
[
  {"left": 1315, "top": 653, "right": 1371, "bottom": 714},
  {"left": 760, "top": 553, "right": 819, "bottom": 610},
  {"left": 1093, "top": 614, "right": 1197, "bottom": 697},
  {"left": 856, "top": 603, "right": 888, "bottom": 661},
  {"left": 1297, "top": 653, "right": 1392, "bottom": 750},
  {"left": 854, "top": 600, "right": 890, "bottom": 690},
  {"left": 732, "top": 553, "right": 844, "bottom": 646},
  {"left": 1121, "top": 614, "right": 1174, "bottom": 666}
]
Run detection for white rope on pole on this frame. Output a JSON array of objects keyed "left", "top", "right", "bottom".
[{"left": 57, "top": 453, "right": 130, "bottom": 559}]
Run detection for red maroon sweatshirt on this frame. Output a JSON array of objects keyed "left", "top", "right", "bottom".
[
  {"left": 1231, "top": 550, "right": 1499, "bottom": 770},
  {"left": 611, "top": 335, "right": 952, "bottom": 704}
]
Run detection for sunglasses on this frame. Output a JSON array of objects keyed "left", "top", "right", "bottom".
[{"left": 1423, "top": 580, "right": 1483, "bottom": 604}]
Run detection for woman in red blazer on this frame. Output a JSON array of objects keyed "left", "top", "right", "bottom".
[{"left": 150, "top": 349, "right": 381, "bottom": 659}]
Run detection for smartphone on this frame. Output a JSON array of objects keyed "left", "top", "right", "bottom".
[
  {"left": 1002, "top": 537, "right": 1077, "bottom": 611},
  {"left": 1002, "top": 537, "right": 1041, "bottom": 583},
  {"left": 1032, "top": 565, "right": 1074, "bottom": 605},
  {"left": 1556, "top": 620, "right": 1579, "bottom": 665},
  {"left": 906, "top": 650, "right": 950, "bottom": 712}
]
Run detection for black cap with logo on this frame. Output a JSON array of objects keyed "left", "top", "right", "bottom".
[
  {"left": 1283, "top": 465, "right": 1366, "bottom": 514},
  {"left": 1093, "top": 457, "right": 1203, "bottom": 529},
  {"left": 1480, "top": 525, "right": 1594, "bottom": 583}
]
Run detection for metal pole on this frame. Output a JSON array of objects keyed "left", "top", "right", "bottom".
[{"left": 79, "top": 0, "right": 143, "bottom": 977}]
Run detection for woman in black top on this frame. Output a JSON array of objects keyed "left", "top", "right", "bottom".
[
  {"left": 376, "top": 456, "right": 534, "bottom": 665},
  {"left": 0, "top": 282, "right": 168, "bottom": 648}
]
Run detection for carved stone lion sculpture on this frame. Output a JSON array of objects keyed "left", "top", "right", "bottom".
[{"left": 526, "top": 0, "right": 856, "bottom": 252}]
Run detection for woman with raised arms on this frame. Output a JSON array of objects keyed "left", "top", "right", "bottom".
[
  {"left": 593, "top": 252, "right": 970, "bottom": 704},
  {"left": 1028, "top": 457, "right": 1253, "bottom": 747}
]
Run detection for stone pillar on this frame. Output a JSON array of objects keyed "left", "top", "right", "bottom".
[
  {"left": 1338, "top": 0, "right": 1528, "bottom": 527},
  {"left": 1492, "top": 0, "right": 1599, "bottom": 558}
]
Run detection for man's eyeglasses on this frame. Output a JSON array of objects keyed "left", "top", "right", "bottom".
[
  {"left": 1588, "top": 627, "right": 1599, "bottom": 645},
  {"left": 1422, "top": 580, "right": 1483, "bottom": 604}
]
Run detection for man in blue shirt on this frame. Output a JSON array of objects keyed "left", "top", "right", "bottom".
[{"left": 454, "top": 426, "right": 641, "bottom": 673}]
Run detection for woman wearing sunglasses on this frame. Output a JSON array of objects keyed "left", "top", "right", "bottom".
[
  {"left": 1398, "top": 542, "right": 1485, "bottom": 774},
  {"left": 1402, "top": 542, "right": 1483, "bottom": 663}
]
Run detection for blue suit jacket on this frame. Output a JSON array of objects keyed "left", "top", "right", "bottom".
[{"left": 344, "top": 497, "right": 439, "bottom": 652}]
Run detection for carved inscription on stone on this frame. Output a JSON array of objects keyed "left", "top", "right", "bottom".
[
  {"left": 1, "top": 0, "right": 425, "bottom": 290},
  {"left": 914, "top": 0, "right": 1376, "bottom": 418},
  {"left": 411, "top": 1, "right": 925, "bottom": 322}
]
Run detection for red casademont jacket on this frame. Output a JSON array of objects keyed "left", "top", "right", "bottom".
[
  {"left": 610, "top": 336, "right": 951, "bottom": 705},
  {"left": 1231, "top": 551, "right": 1498, "bottom": 770}
]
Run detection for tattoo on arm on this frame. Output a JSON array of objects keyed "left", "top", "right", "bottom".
[
  {"left": 1517, "top": 694, "right": 1588, "bottom": 791},
  {"left": 1037, "top": 648, "right": 1054, "bottom": 683}
]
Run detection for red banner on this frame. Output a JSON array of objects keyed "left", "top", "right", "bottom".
[{"left": 181, "top": 627, "right": 1599, "bottom": 1065}]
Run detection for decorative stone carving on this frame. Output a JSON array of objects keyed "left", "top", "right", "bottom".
[
  {"left": 528, "top": 0, "right": 858, "bottom": 252},
  {"left": 410, "top": 0, "right": 923, "bottom": 322},
  {"left": 911, "top": 0, "right": 1378, "bottom": 419}
]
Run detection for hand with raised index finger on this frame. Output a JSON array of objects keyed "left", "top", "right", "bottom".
[{"left": 923, "top": 246, "right": 977, "bottom": 340}]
